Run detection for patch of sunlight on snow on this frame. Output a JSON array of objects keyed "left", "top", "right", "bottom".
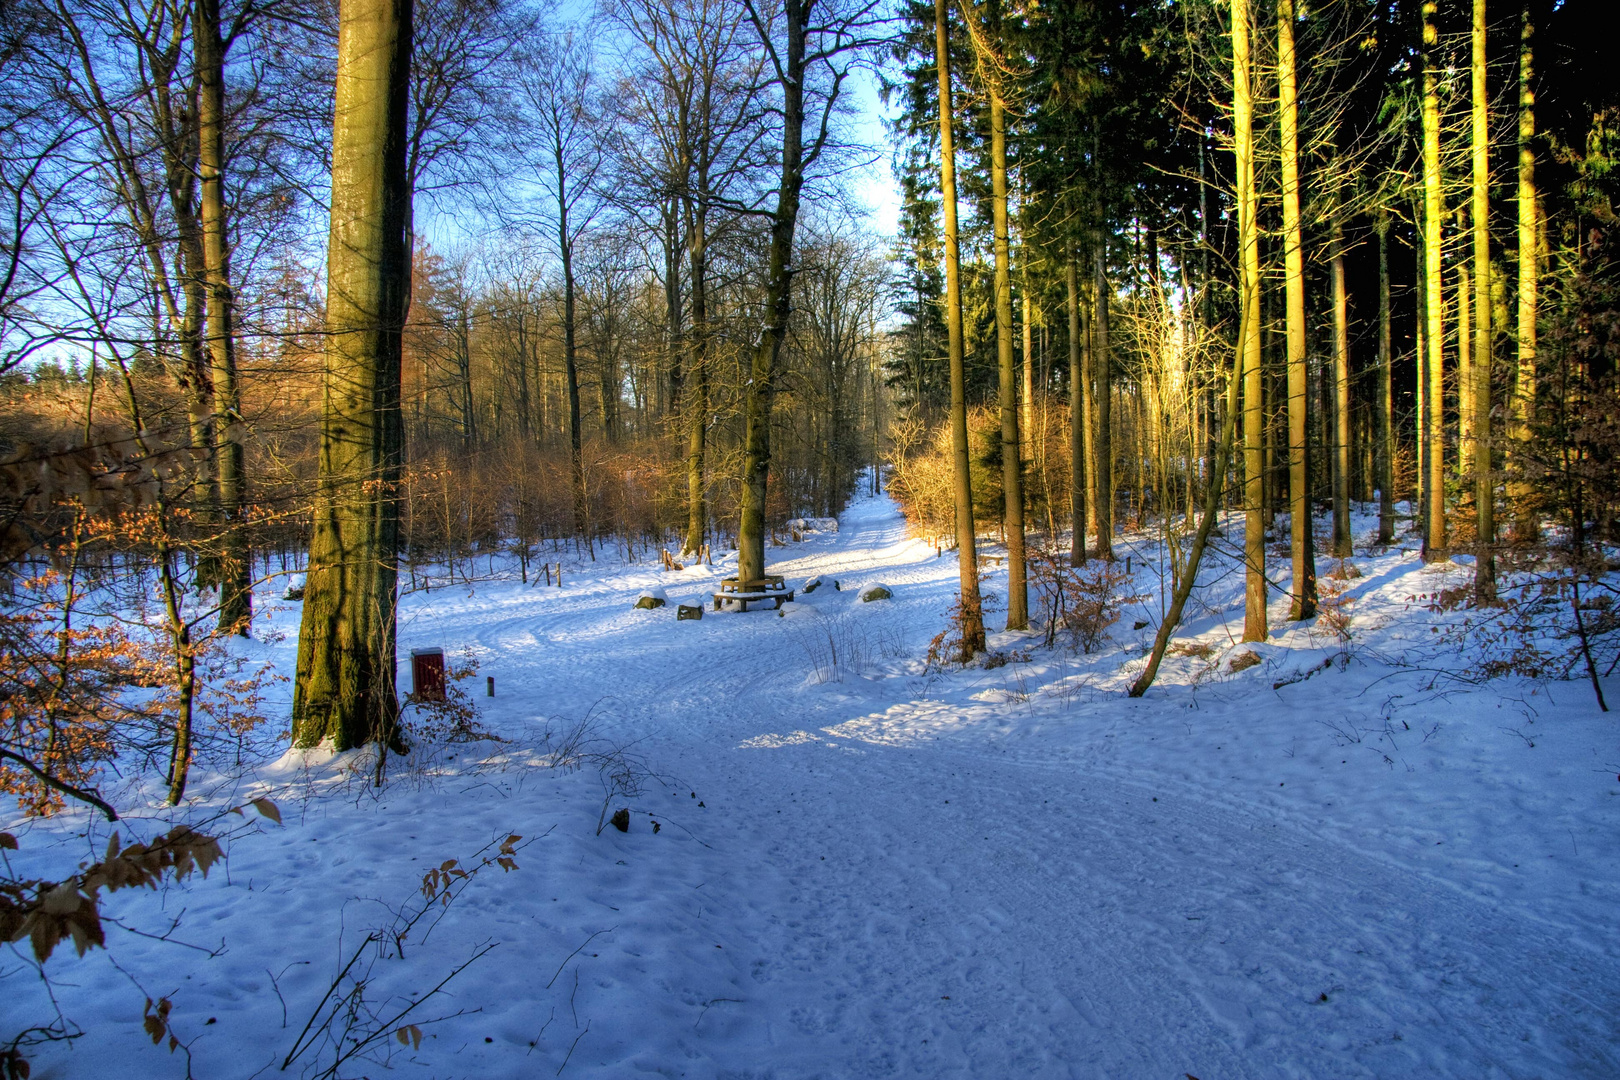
[{"left": 737, "top": 730, "right": 823, "bottom": 749}]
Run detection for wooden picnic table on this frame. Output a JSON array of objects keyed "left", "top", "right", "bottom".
[{"left": 713, "top": 575, "right": 794, "bottom": 612}]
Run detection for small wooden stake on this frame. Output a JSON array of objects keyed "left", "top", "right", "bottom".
[{"left": 486, "top": 676, "right": 494, "bottom": 697}]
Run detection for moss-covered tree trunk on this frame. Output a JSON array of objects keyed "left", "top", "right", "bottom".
[
  {"left": 292, "top": 0, "right": 412, "bottom": 751},
  {"left": 196, "top": 0, "right": 251, "bottom": 636}
]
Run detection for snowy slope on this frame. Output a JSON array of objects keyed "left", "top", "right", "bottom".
[{"left": 6, "top": 486, "right": 1618, "bottom": 1079}]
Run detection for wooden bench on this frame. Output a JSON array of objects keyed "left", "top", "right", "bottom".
[{"left": 713, "top": 575, "right": 794, "bottom": 612}]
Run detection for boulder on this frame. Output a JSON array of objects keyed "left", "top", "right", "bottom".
[
  {"left": 859, "top": 584, "right": 892, "bottom": 602},
  {"left": 802, "top": 575, "right": 840, "bottom": 594},
  {"left": 634, "top": 587, "right": 668, "bottom": 610},
  {"left": 677, "top": 603, "right": 704, "bottom": 621}
]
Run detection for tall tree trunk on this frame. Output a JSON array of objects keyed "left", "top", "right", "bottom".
[
  {"left": 1511, "top": 2, "right": 1538, "bottom": 540},
  {"left": 1472, "top": 0, "right": 1496, "bottom": 601},
  {"left": 684, "top": 209, "right": 709, "bottom": 555},
  {"left": 293, "top": 0, "right": 412, "bottom": 752},
  {"left": 1421, "top": 0, "right": 1447, "bottom": 561},
  {"left": 1458, "top": 253, "right": 1472, "bottom": 477},
  {"left": 1234, "top": 0, "right": 1266, "bottom": 641},
  {"left": 736, "top": 0, "right": 820, "bottom": 592},
  {"left": 1332, "top": 217, "right": 1352, "bottom": 557},
  {"left": 1067, "top": 251, "right": 1087, "bottom": 566},
  {"left": 1414, "top": 199, "right": 1428, "bottom": 538},
  {"left": 935, "top": 0, "right": 985, "bottom": 656},
  {"left": 556, "top": 144, "right": 587, "bottom": 538},
  {"left": 196, "top": 0, "right": 250, "bottom": 635},
  {"left": 1278, "top": 0, "right": 1316, "bottom": 616},
  {"left": 457, "top": 311, "right": 476, "bottom": 449},
  {"left": 987, "top": 71, "right": 1027, "bottom": 629},
  {"left": 1093, "top": 244, "right": 1113, "bottom": 561},
  {"left": 1022, "top": 291, "right": 1035, "bottom": 467},
  {"left": 1376, "top": 210, "right": 1395, "bottom": 544},
  {"left": 663, "top": 200, "right": 684, "bottom": 417},
  {"left": 1081, "top": 278, "right": 1097, "bottom": 543}
]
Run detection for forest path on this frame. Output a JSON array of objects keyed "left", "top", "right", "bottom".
[{"left": 397, "top": 487, "right": 1617, "bottom": 1079}]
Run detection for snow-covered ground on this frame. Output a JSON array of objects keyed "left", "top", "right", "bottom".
[{"left": 7, "top": 485, "right": 1619, "bottom": 1079}]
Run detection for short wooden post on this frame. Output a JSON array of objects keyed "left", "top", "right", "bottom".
[{"left": 486, "top": 676, "right": 494, "bottom": 697}]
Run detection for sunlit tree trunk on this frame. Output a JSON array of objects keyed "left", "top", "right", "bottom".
[
  {"left": 1067, "top": 251, "right": 1086, "bottom": 566},
  {"left": 1511, "top": 1, "right": 1538, "bottom": 541},
  {"left": 195, "top": 0, "right": 250, "bottom": 635},
  {"left": 1460, "top": 252, "right": 1474, "bottom": 474},
  {"left": 736, "top": 0, "right": 832, "bottom": 593},
  {"left": 684, "top": 210, "right": 709, "bottom": 555},
  {"left": 1421, "top": 0, "right": 1447, "bottom": 561},
  {"left": 935, "top": 0, "right": 985, "bottom": 656},
  {"left": 1277, "top": 0, "right": 1316, "bottom": 614},
  {"left": 987, "top": 66, "right": 1027, "bottom": 629},
  {"left": 1471, "top": 0, "right": 1495, "bottom": 601},
  {"left": 1093, "top": 243, "right": 1113, "bottom": 561},
  {"left": 293, "top": 0, "right": 413, "bottom": 752},
  {"left": 554, "top": 142, "right": 587, "bottom": 539},
  {"left": 1331, "top": 216, "right": 1352, "bottom": 558},
  {"left": 1234, "top": 0, "right": 1265, "bottom": 641},
  {"left": 1376, "top": 210, "right": 1395, "bottom": 545},
  {"left": 1022, "top": 291, "right": 1035, "bottom": 470}
]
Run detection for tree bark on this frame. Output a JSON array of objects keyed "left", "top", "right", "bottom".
[
  {"left": 736, "top": 0, "right": 827, "bottom": 592},
  {"left": 935, "top": 0, "right": 985, "bottom": 656},
  {"left": 684, "top": 208, "right": 709, "bottom": 555},
  {"left": 1234, "top": 0, "right": 1266, "bottom": 641},
  {"left": 1421, "top": 0, "right": 1447, "bottom": 562},
  {"left": 1022, "top": 291, "right": 1034, "bottom": 471},
  {"left": 1332, "top": 217, "right": 1352, "bottom": 558},
  {"left": 1376, "top": 210, "right": 1395, "bottom": 544},
  {"left": 986, "top": 68, "right": 1027, "bottom": 629},
  {"left": 556, "top": 142, "right": 587, "bottom": 539},
  {"left": 1511, "top": 2, "right": 1538, "bottom": 540},
  {"left": 195, "top": 0, "right": 250, "bottom": 635},
  {"left": 292, "top": 0, "right": 413, "bottom": 752},
  {"left": 1067, "top": 251, "right": 1086, "bottom": 565},
  {"left": 1458, "top": 252, "right": 1472, "bottom": 477},
  {"left": 1093, "top": 244, "right": 1113, "bottom": 561},
  {"left": 1278, "top": 0, "right": 1317, "bottom": 614},
  {"left": 1472, "top": 0, "right": 1495, "bottom": 601}
]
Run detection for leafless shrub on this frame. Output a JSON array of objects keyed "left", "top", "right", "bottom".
[
  {"left": 1029, "top": 553, "right": 1145, "bottom": 653},
  {"left": 796, "top": 613, "right": 901, "bottom": 683}
]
